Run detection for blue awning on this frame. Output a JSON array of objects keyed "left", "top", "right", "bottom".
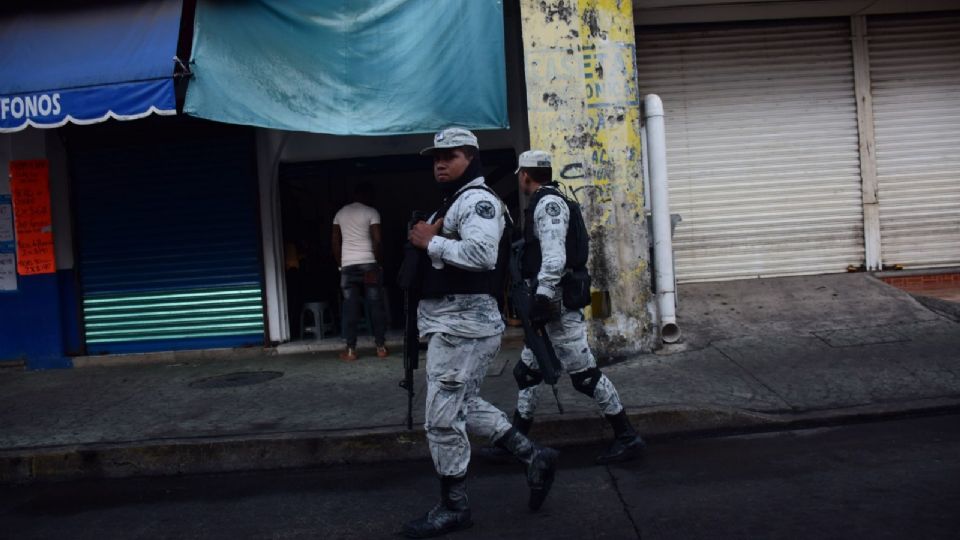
[{"left": 0, "top": 1, "right": 183, "bottom": 133}]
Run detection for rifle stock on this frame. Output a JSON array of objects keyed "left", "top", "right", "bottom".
[{"left": 399, "top": 282, "right": 419, "bottom": 430}]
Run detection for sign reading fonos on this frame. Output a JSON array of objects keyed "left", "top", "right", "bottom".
[{"left": 0, "top": 94, "right": 62, "bottom": 121}]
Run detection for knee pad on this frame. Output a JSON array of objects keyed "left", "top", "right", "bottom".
[
  {"left": 513, "top": 360, "right": 544, "bottom": 390},
  {"left": 570, "top": 367, "right": 602, "bottom": 397}
]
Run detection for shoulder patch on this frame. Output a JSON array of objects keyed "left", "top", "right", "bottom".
[
  {"left": 545, "top": 201, "right": 562, "bottom": 217},
  {"left": 475, "top": 200, "right": 496, "bottom": 219}
]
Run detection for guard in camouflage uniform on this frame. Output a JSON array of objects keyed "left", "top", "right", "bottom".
[
  {"left": 510, "top": 150, "right": 646, "bottom": 465},
  {"left": 401, "top": 129, "right": 560, "bottom": 539}
]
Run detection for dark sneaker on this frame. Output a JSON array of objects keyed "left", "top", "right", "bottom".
[
  {"left": 401, "top": 504, "right": 473, "bottom": 538},
  {"left": 595, "top": 434, "right": 646, "bottom": 465},
  {"left": 527, "top": 446, "right": 559, "bottom": 511}
]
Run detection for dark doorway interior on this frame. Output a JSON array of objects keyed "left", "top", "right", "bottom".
[{"left": 279, "top": 149, "right": 518, "bottom": 340}]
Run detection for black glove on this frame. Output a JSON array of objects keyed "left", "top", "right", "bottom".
[{"left": 529, "top": 293, "right": 558, "bottom": 325}]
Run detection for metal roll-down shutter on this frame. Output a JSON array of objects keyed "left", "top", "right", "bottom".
[
  {"left": 870, "top": 12, "right": 960, "bottom": 269},
  {"left": 636, "top": 19, "right": 865, "bottom": 282},
  {"left": 70, "top": 125, "right": 265, "bottom": 354}
]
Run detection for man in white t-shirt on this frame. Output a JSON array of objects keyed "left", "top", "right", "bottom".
[{"left": 332, "top": 183, "right": 388, "bottom": 360}]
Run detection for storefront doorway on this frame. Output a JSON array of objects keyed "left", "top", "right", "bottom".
[{"left": 279, "top": 149, "right": 519, "bottom": 342}]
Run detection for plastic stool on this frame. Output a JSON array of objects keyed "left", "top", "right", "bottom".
[{"left": 300, "top": 301, "right": 335, "bottom": 340}]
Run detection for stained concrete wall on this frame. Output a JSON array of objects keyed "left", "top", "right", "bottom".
[{"left": 519, "top": 0, "right": 656, "bottom": 357}]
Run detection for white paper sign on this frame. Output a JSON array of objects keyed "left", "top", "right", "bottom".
[
  {"left": 0, "top": 202, "right": 13, "bottom": 243},
  {"left": 0, "top": 252, "right": 16, "bottom": 291}
]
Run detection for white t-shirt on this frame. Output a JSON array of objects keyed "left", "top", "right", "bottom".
[{"left": 333, "top": 202, "right": 380, "bottom": 267}]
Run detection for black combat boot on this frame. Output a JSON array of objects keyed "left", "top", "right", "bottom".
[
  {"left": 512, "top": 409, "right": 534, "bottom": 436},
  {"left": 596, "top": 410, "right": 646, "bottom": 465},
  {"left": 495, "top": 427, "right": 559, "bottom": 510},
  {"left": 478, "top": 410, "right": 533, "bottom": 462},
  {"left": 401, "top": 475, "right": 473, "bottom": 538}
]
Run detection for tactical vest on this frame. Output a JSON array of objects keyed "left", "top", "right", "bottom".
[
  {"left": 420, "top": 185, "right": 513, "bottom": 299},
  {"left": 521, "top": 183, "right": 589, "bottom": 279}
]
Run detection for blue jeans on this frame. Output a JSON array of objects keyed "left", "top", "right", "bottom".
[{"left": 340, "top": 263, "right": 387, "bottom": 348}]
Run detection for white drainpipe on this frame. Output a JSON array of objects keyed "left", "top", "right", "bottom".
[{"left": 643, "top": 94, "right": 681, "bottom": 344}]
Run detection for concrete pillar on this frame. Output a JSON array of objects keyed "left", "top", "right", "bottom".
[
  {"left": 850, "top": 15, "right": 882, "bottom": 271},
  {"left": 519, "top": 0, "right": 655, "bottom": 356},
  {"left": 255, "top": 128, "right": 289, "bottom": 344}
]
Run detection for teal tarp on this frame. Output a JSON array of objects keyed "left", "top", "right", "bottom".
[{"left": 184, "top": 0, "right": 508, "bottom": 135}]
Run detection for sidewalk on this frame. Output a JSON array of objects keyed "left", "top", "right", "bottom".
[{"left": 2, "top": 273, "right": 959, "bottom": 483}]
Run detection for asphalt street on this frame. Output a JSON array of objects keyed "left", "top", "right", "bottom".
[{"left": 3, "top": 413, "right": 959, "bottom": 540}]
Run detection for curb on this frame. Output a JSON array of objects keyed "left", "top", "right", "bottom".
[
  {"left": 71, "top": 346, "right": 274, "bottom": 369},
  {"left": 3, "top": 397, "right": 960, "bottom": 484},
  {"left": 912, "top": 294, "right": 960, "bottom": 322}
]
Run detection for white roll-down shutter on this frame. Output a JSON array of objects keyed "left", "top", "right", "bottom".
[
  {"left": 870, "top": 12, "right": 960, "bottom": 269},
  {"left": 636, "top": 19, "right": 865, "bottom": 282}
]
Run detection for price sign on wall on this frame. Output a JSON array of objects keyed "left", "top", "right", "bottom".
[
  {"left": 9, "top": 160, "right": 55, "bottom": 276},
  {"left": 0, "top": 252, "right": 14, "bottom": 291},
  {"left": 0, "top": 193, "right": 14, "bottom": 291},
  {"left": 0, "top": 195, "right": 13, "bottom": 244}
]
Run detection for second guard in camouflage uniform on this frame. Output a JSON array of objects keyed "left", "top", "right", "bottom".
[
  {"left": 400, "top": 129, "right": 560, "bottom": 539},
  {"left": 510, "top": 150, "right": 646, "bottom": 465}
]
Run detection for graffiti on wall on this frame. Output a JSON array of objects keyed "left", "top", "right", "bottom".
[
  {"left": 522, "top": 2, "right": 643, "bottom": 200},
  {"left": 520, "top": 0, "right": 654, "bottom": 354}
]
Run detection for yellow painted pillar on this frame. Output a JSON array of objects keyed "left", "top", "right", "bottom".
[{"left": 519, "top": 0, "right": 654, "bottom": 356}]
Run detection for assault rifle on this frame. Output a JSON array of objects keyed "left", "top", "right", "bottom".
[
  {"left": 397, "top": 211, "right": 430, "bottom": 430},
  {"left": 510, "top": 241, "right": 564, "bottom": 413}
]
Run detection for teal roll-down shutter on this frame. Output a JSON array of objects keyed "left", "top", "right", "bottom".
[{"left": 71, "top": 132, "right": 264, "bottom": 354}]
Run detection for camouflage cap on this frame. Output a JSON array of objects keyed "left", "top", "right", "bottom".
[
  {"left": 514, "top": 150, "right": 552, "bottom": 173},
  {"left": 420, "top": 127, "right": 480, "bottom": 155}
]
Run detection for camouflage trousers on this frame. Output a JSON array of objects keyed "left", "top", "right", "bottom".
[
  {"left": 424, "top": 332, "right": 513, "bottom": 477},
  {"left": 517, "top": 309, "right": 624, "bottom": 418}
]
